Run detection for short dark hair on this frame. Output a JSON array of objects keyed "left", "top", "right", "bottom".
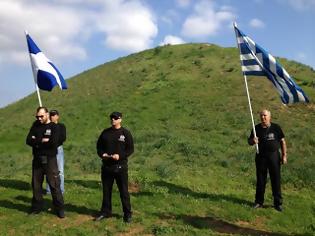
[
  {"left": 36, "top": 106, "right": 48, "bottom": 113},
  {"left": 50, "top": 109, "right": 59, "bottom": 116}
]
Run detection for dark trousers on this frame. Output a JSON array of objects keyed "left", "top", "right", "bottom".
[
  {"left": 255, "top": 152, "right": 282, "bottom": 206},
  {"left": 31, "top": 156, "right": 64, "bottom": 211},
  {"left": 100, "top": 165, "right": 131, "bottom": 216}
]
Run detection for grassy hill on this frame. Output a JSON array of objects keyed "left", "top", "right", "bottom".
[{"left": 0, "top": 43, "right": 314, "bottom": 235}]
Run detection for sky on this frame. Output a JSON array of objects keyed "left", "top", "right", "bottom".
[{"left": 0, "top": 0, "right": 314, "bottom": 108}]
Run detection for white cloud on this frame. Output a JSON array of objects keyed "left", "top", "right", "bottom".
[
  {"left": 0, "top": 0, "right": 89, "bottom": 65},
  {"left": 249, "top": 18, "right": 265, "bottom": 28},
  {"left": 181, "top": 0, "right": 235, "bottom": 38},
  {"left": 285, "top": 0, "right": 315, "bottom": 11},
  {"left": 175, "top": 0, "right": 191, "bottom": 8},
  {"left": 95, "top": 1, "right": 158, "bottom": 52},
  {"left": 160, "top": 35, "right": 185, "bottom": 46},
  {"left": 0, "top": 0, "right": 158, "bottom": 67}
]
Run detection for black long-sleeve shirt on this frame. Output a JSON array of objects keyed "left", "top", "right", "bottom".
[
  {"left": 26, "top": 121, "right": 60, "bottom": 157},
  {"left": 97, "top": 127, "right": 134, "bottom": 166},
  {"left": 57, "top": 123, "right": 66, "bottom": 147}
]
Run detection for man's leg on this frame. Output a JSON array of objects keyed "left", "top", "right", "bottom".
[
  {"left": 115, "top": 167, "right": 132, "bottom": 221},
  {"left": 269, "top": 152, "right": 282, "bottom": 208},
  {"left": 31, "top": 159, "right": 45, "bottom": 212},
  {"left": 46, "top": 156, "right": 64, "bottom": 217},
  {"left": 100, "top": 167, "right": 115, "bottom": 216},
  {"left": 46, "top": 146, "right": 64, "bottom": 194},
  {"left": 255, "top": 155, "right": 268, "bottom": 206}
]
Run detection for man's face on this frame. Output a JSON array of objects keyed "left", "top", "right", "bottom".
[
  {"left": 50, "top": 114, "right": 59, "bottom": 123},
  {"left": 260, "top": 110, "right": 271, "bottom": 125},
  {"left": 110, "top": 115, "right": 121, "bottom": 126},
  {"left": 36, "top": 109, "right": 49, "bottom": 124}
]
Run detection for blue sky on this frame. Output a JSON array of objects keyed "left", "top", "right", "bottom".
[{"left": 0, "top": 0, "right": 314, "bottom": 108}]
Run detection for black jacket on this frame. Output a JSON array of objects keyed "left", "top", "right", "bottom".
[
  {"left": 97, "top": 127, "right": 134, "bottom": 166},
  {"left": 26, "top": 121, "right": 60, "bottom": 157}
]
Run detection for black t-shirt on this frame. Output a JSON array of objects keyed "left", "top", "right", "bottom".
[
  {"left": 249, "top": 123, "right": 284, "bottom": 154},
  {"left": 97, "top": 127, "right": 134, "bottom": 166}
]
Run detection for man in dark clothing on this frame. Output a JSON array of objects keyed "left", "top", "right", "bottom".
[
  {"left": 46, "top": 109, "right": 66, "bottom": 194},
  {"left": 95, "top": 111, "right": 134, "bottom": 223},
  {"left": 248, "top": 109, "right": 287, "bottom": 212},
  {"left": 26, "top": 107, "right": 65, "bottom": 218}
]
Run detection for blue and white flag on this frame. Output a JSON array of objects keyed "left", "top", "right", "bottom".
[
  {"left": 234, "top": 23, "right": 309, "bottom": 104},
  {"left": 26, "top": 32, "right": 67, "bottom": 91}
]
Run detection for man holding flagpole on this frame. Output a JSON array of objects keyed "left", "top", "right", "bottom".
[{"left": 248, "top": 109, "right": 287, "bottom": 212}]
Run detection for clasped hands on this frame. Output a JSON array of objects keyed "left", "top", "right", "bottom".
[{"left": 102, "top": 153, "right": 120, "bottom": 160}]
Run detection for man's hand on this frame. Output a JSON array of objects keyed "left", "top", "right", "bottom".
[
  {"left": 282, "top": 154, "right": 287, "bottom": 164},
  {"left": 42, "top": 138, "right": 49, "bottom": 142},
  {"left": 112, "top": 154, "right": 120, "bottom": 161},
  {"left": 102, "top": 153, "right": 110, "bottom": 160},
  {"left": 252, "top": 137, "right": 259, "bottom": 144}
]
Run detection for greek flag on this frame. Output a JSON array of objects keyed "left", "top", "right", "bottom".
[
  {"left": 26, "top": 32, "right": 67, "bottom": 91},
  {"left": 234, "top": 23, "right": 309, "bottom": 104}
]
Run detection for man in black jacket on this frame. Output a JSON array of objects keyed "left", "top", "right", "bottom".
[
  {"left": 248, "top": 109, "right": 287, "bottom": 212},
  {"left": 26, "top": 107, "right": 65, "bottom": 218},
  {"left": 95, "top": 111, "right": 134, "bottom": 223}
]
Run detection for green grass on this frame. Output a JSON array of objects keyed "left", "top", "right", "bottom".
[{"left": 0, "top": 44, "right": 314, "bottom": 235}]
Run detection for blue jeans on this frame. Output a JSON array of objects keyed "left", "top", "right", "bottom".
[{"left": 46, "top": 146, "right": 64, "bottom": 194}]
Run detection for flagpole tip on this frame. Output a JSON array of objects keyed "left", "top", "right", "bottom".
[{"left": 24, "top": 30, "right": 28, "bottom": 35}]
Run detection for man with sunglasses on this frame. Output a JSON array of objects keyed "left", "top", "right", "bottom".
[
  {"left": 26, "top": 107, "right": 65, "bottom": 218},
  {"left": 95, "top": 112, "right": 134, "bottom": 223},
  {"left": 248, "top": 109, "right": 287, "bottom": 212}
]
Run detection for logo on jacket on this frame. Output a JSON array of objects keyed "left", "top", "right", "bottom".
[
  {"left": 118, "top": 135, "right": 125, "bottom": 142},
  {"left": 45, "top": 129, "right": 51, "bottom": 136},
  {"left": 266, "top": 133, "right": 275, "bottom": 141}
]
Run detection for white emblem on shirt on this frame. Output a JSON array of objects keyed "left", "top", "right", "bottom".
[
  {"left": 118, "top": 135, "right": 125, "bottom": 142},
  {"left": 45, "top": 129, "right": 51, "bottom": 136},
  {"left": 267, "top": 133, "right": 275, "bottom": 141}
]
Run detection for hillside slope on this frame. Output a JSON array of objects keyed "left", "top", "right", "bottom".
[{"left": 0, "top": 44, "right": 314, "bottom": 235}]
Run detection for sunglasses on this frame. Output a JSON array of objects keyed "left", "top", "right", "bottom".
[
  {"left": 35, "top": 115, "right": 44, "bottom": 119},
  {"left": 110, "top": 116, "right": 120, "bottom": 120}
]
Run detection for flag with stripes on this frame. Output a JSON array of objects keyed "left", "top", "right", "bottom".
[
  {"left": 26, "top": 32, "right": 67, "bottom": 91},
  {"left": 233, "top": 23, "right": 309, "bottom": 104}
]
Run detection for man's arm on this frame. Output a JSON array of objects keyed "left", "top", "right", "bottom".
[
  {"left": 248, "top": 129, "right": 259, "bottom": 145},
  {"left": 124, "top": 129, "right": 134, "bottom": 158},
  {"left": 26, "top": 122, "right": 41, "bottom": 147},
  {"left": 96, "top": 131, "right": 111, "bottom": 160},
  {"left": 280, "top": 138, "right": 287, "bottom": 164},
  {"left": 59, "top": 124, "right": 66, "bottom": 144}
]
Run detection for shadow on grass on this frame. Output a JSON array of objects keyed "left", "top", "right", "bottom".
[
  {"left": 0, "top": 200, "right": 29, "bottom": 213},
  {"left": 158, "top": 213, "right": 291, "bottom": 236},
  {"left": 0, "top": 179, "right": 31, "bottom": 191},
  {"left": 65, "top": 179, "right": 101, "bottom": 189},
  {"left": 15, "top": 195, "right": 98, "bottom": 216},
  {"left": 153, "top": 180, "right": 252, "bottom": 206},
  {"left": 130, "top": 191, "right": 154, "bottom": 197}
]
